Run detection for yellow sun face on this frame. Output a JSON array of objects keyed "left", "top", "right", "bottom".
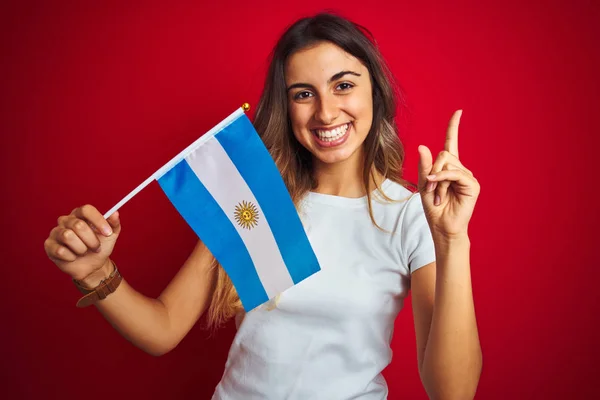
[{"left": 234, "top": 201, "right": 259, "bottom": 230}]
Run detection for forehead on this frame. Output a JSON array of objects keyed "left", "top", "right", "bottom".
[{"left": 285, "top": 41, "right": 367, "bottom": 83}]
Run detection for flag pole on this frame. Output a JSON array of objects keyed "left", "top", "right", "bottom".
[{"left": 102, "top": 103, "right": 251, "bottom": 219}]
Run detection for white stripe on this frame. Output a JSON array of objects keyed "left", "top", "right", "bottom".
[{"left": 185, "top": 137, "right": 294, "bottom": 298}]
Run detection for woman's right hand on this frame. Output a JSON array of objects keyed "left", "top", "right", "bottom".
[{"left": 44, "top": 205, "right": 121, "bottom": 286}]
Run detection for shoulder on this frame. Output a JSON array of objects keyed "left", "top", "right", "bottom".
[
  {"left": 359, "top": 180, "right": 433, "bottom": 275},
  {"left": 364, "top": 180, "right": 427, "bottom": 245},
  {"left": 372, "top": 179, "right": 422, "bottom": 219},
  {"left": 377, "top": 179, "right": 433, "bottom": 251},
  {"left": 377, "top": 178, "right": 414, "bottom": 200}
]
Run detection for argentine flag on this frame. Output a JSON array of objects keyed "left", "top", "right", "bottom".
[{"left": 105, "top": 106, "right": 320, "bottom": 312}]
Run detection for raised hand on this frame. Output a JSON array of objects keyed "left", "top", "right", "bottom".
[
  {"left": 44, "top": 205, "right": 121, "bottom": 284},
  {"left": 417, "top": 110, "right": 480, "bottom": 239}
]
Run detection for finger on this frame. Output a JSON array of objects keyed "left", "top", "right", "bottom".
[
  {"left": 435, "top": 164, "right": 459, "bottom": 206},
  {"left": 106, "top": 210, "right": 121, "bottom": 235},
  {"left": 63, "top": 217, "right": 102, "bottom": 253},
  {"left": 428, "top": 150, "right": 452, "bottom": 194},
  {"left": 426, "top": 169, "right": 479, "bottom": 197},
  {"left": 428, "top": 149, "right": 473, "bottom": 193},
  {"left": 417, "top": 145, "right": 434, "bottom": 192},
  {"left": 52, "top": 226, "right": 90, "bottom": 256},
  {"left": 432, "top": 150, "right": 471, "bottom": 174},
  {"left": 72, "top": 205, "right": 113, "bottom": 237},
  {"left": 445, "top": 110, "right": 462, "bottom": 158},
  {"left": 57, "top": 215, "right": 69, "bottom": 227},
  {"left": 45, "top": 236, "right": 78, "bottom": 262}
]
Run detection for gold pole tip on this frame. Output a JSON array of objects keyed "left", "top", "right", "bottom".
[{"left": 242, "top": 103, "right": 250, "bottom": 112}]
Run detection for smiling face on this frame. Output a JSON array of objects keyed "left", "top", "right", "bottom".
[{"left": 285, "top": 41, "right": 374, "bottom": 168}]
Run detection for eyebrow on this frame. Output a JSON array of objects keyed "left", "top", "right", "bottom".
[{"left": 286, "top": 70, "right": 361, "bottom": 91}]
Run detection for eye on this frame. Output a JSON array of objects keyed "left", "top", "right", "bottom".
[
  {"left": 293, "top": 91, "right": 313, "bottom": 100},
  {"left": 336, "top": 82, "right": 354, "bottom": 91}
]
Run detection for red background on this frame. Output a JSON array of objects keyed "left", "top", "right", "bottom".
[{"left": 1, "top": 0, "right": 598, "bottom": 399}]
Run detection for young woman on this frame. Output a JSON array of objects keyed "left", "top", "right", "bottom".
[{"left": 44, "top": 13, "right": 482, "bottom": 399}]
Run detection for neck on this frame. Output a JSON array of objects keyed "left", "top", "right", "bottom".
[{"left": 312, "top": 149, "right": 383, "bottom": 198}]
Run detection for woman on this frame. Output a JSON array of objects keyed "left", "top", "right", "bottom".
[{"left": 44, "top": 13, "right": 481, "bottom": 399}]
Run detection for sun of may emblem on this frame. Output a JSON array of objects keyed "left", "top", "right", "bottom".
[{"left": 234, "top": 200, "right": 259, "bottom": 230}]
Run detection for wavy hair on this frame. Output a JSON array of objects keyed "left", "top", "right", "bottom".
[{"left": 206, "top": 12, "right": 413, "bottom": 329}]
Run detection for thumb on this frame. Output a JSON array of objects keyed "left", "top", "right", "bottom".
[
  {"left": 417, "top": 145, "right": 433, "bottom": 190},
  {"left": 106, "top": 210, "right": 122, "bottom": 235}
]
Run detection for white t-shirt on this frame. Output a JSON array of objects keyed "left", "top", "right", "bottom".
[{"left": 212, "top": 179, "right": 436, "bottom": 399}]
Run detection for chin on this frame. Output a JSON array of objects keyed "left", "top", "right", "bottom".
[
  {"left": 312, "top": 140, "right": 364, "bottom": 166},
  {"left": 314, "top": 150, "right": 355, "bottom": 165}
]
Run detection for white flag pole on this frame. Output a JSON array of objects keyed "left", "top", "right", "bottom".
[{"left": 103, "top": 104, "right": 249, "bottom": 219}]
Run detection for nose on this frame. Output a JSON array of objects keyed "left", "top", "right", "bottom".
[{"left": 314, "top": 94, "right": 339, "bottom": 125}]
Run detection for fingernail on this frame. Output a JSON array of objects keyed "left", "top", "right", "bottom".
[
  {"left": 434, "top": 195, "right": 441, "bottom": 206},
  {"left": 426, "top": 175, "right": 436, "bottom": 180},
  {"left": 103, "top": 227, "right": 113, "bottom": 236},
  {"left": 94, "top": 246, "right": 102, "bottom": 253},
  {"left": 426, "top": 182, "right": 435, "bottom": 192}
]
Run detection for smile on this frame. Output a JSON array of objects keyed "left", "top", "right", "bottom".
[{"left": 311, "top": 123, "right": 351, "bottom": 147}]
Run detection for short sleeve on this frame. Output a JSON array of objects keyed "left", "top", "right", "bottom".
[{"left": 401, "top": 193, "right": 436, "bottom": 274}]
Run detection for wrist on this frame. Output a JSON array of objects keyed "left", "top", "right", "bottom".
[
  {"left": 78, "top": 259, "right": 114, "bottom": 289},
  {"left": 73, "top": 259, "right": 122, "bottom": 308},
  {"left": 432, "top": 231, "right": 471, "bottom": 248}
]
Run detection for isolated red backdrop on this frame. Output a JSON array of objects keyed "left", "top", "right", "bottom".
[{"left": 1, "top": 0, "right": 598, "bottom": 399}]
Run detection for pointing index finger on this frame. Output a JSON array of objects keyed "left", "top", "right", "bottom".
[{"left": 445, "top": 109, "right": 462, "bottom": 158}]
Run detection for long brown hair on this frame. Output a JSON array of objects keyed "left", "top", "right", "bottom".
[{"left": 206, "top": 12, "right": 413, "bottom": 329}]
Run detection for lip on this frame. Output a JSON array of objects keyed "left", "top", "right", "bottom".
[
  {"left": 311, "top": 122, "right": 352, "bottom": 148},
  {"left": 311, "top": 122, "right": 350, "bottom": 131}
]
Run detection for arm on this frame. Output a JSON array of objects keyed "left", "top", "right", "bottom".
[
  {"left": 45, "top": 206, "right": 219, "bottom": 356},
  {"left": 86, "top": 240, "right": 217, "bottom": 356},
  {"left": 413, "top": 109, "right": 482, "bottom": 398},
  {"left": 412, "top": 236, "right": 482, "bottom": 400}
]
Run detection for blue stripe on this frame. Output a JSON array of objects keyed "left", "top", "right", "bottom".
[
  {"left": 216, "top": 114, "right": 321, "bottom": 284},
  {"left": 157, "top": 159, "right": 269, "bottom": 311}
]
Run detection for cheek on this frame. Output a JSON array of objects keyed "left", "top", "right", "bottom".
[
  {"left": 287, "top": 102, "right": 299, "bottom": 125},
  {"left": 288, "top": 104, "right": 311, "bottom": 130},
  {"left": 349, "top": 88, "right": 373, "bottom": 116},
  {"left": 350, "top": 94, "right": 374, "bottom": 130},
  {"left": 286, "top": 106, "right": 308, "bottom": 144}
]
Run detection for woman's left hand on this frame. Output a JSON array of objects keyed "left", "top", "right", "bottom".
[{"left": 417, "top": 110, "right": 480, "bottom": 239}]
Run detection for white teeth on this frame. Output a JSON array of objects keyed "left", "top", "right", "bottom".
[{"left": 315, "top": 123, "right": 349, "bottom": 141}]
